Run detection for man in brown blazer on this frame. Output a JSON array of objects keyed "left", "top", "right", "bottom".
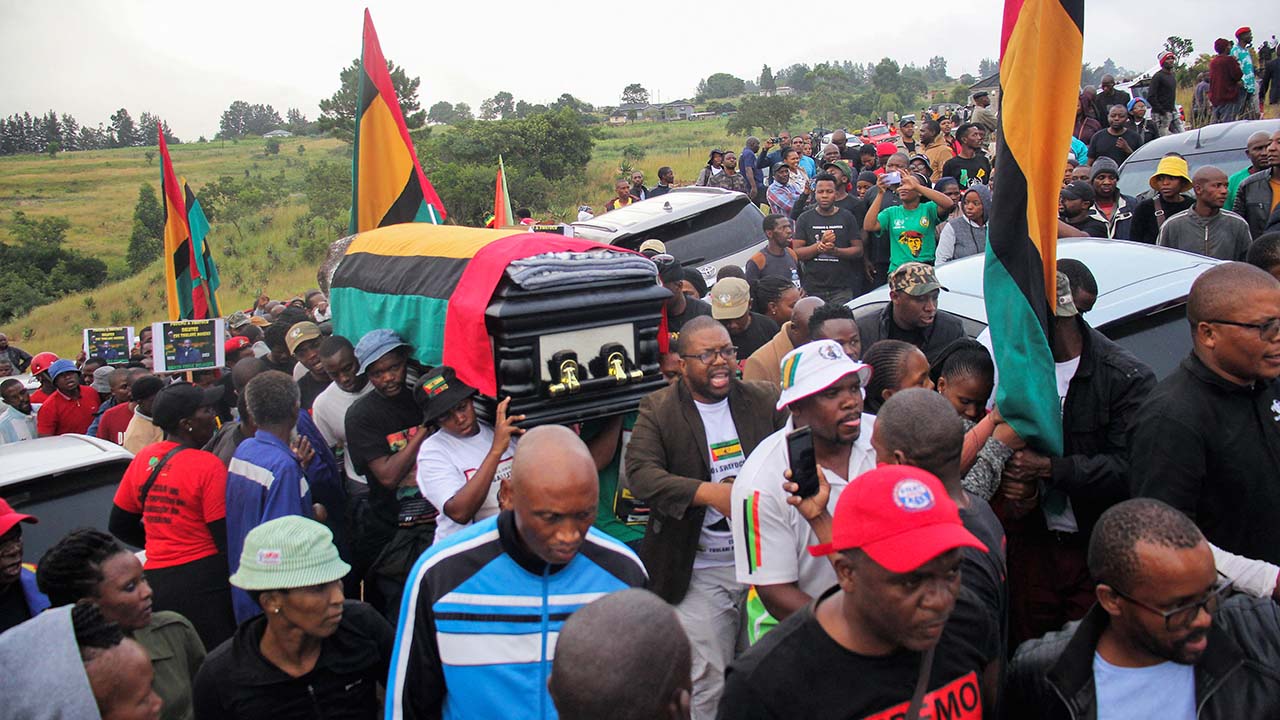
[
  {"left": 626, "top": 316, "right": 788, "bottom": 720},
  {"left": 742, "top": 296, "right": 824, "bottom": 385}
]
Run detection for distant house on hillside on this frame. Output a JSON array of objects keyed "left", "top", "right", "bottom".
[
  {"left": 263, "top": 129, "right": 293, "bottom": 138},
  {"left": 657, "top": 101, "right": 696, "bottom": 121},
  {"left": 609, "top": 102, "right": 655, "bottom": 124}
]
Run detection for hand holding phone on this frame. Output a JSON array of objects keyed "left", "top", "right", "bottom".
[
  {"left": 884, "top": 171, "right": 902, "bottom": 186},
  {"left": 787, "top": 426, "right": 820, "bottom": 499}
]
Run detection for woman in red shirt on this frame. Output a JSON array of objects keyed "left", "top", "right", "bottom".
[{"left": 109, "top": 383, "right": 235, "bottom": 649}]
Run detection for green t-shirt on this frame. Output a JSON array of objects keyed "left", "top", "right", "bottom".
[
  {"left": 1226, "top": 166, "right": 1254, "bottom": 213},
  {"left": 879, "top": 201, "right": 941, "bottom": 271},
  {"left": 581, "top": 413, "right": 647, "bottom": 544}
]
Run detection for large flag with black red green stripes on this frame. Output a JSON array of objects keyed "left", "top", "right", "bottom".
[
  {"left": 982, "top": 0, "right": 1083, "bottom": 455},
  {"left": 160, "top": 129, "right": 220, "bottom": 320},
  {"left": 349, "top": 9, "right": 446, "bottom": 234}
]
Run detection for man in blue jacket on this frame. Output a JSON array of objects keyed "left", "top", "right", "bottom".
[
  {"left": 388, "top": 424, "right": 648, "bottom": 720},
  {"left": 0, "top": 500, "right": 49, "bottom": 634},
  {"left": 225, "top": 369, "right": 314, "bottom": 622}
]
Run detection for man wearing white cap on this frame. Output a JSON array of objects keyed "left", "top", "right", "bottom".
[{"left": 731, "top": 340, "right": 876, "bottom": 641}]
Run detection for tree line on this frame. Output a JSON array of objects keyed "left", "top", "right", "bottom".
[{"left": 0, "top": 109, "right": 179, "bottom": 156}]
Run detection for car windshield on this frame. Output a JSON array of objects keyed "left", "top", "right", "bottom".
[
  {"left": 1117, "top": 149, "right": 1253, "bottom": 198},
  {"left": 614, "top": 200, "right": 765, "bottom": 268},
  {"left": 3, "top": 460, "right": 133, "bottom": 560}
]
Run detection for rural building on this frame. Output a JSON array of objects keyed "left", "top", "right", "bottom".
[{"left": 263, "top": 129, "right": 293, "bottom": 138}]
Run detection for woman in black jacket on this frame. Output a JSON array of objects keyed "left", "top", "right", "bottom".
[{"left": 193, "top": 516, "right": 393, "bottom": 720}]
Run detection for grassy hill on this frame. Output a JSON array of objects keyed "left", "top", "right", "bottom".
[{"left": 0, "top": 118, "right": 742, "bottom": 358}]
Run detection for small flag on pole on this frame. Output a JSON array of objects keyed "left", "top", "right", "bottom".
[
  {"left": 492, "top": 155, "right": 514, "bottom": 228},
  {"left": 349, "top": 9, "right": 446, "bottom": 234},
  {"left": 983, "top": 0, "right": 1084, "bottom": 454},
  {"left": 160, "top": 128, "right": 220, "bottom": 320}
]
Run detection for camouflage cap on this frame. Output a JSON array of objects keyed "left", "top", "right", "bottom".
[{"left": 890, "top": 262, "right": 948, "bottom": 296}]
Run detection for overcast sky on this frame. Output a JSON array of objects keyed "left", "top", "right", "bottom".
[{"left": 1, "top": 0, "right": 1273, "bottom": 139}]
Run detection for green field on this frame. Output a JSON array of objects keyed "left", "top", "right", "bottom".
[{"left": 0, "top": 119, "right": 744, "bottom": 358}]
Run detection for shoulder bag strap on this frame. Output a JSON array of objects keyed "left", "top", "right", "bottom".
[
  {"left": 1153, "top": 197, "right": 1168, "bottom": 230},
  {"left": 138, "top": 445, "right": 187, "bottom": 509},
  {"left": 904, "top": 645, "right": 937, "bottom": 720}
]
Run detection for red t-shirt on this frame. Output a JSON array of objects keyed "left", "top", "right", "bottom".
[
  {"left": 36, "top": 390, "right": 100, "bottom": 436},
  {"left": 113, "top": 441, "right": 228, "bottom": 569},
  {"left": 97, "top": 402, "right": 135, "bottom": 445},
  {"left": 29, "top": 388, "right": 50, "bottom": 405}
]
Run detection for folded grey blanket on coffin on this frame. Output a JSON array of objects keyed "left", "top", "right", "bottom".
[{"left": 505, "top": 249, "right": 658, "bottom": 290}]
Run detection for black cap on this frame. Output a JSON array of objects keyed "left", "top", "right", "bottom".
[
  {"left": 653, "top": 253, "right": 684, "bottom": 284},
  {"left": 973, "top": 90, "right": 990, "bottom": 99},
  {"left": 414, "top": 366, "right": 478, "bottom": 424},
  {"left": 150, "top": 382, "right": 224, "bottom": 432},
  {"left": 1061, "top": 180, "right": 1096, "bottom": 203}
]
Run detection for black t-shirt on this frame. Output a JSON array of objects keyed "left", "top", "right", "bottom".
[
  {"left": 1087, "top": 128, "right": 1142, "bottom": 166},
  {"left": 729, "top": 312, "right": 781, "bottom": 360},
  {"left": 886, "top": 320, "right": 926, "bottom": 349},
  {"left": 794, "top": 207, "right": 860, "bottom": 298},
  {"left": 959, "top": 498, "right": 1008, "bottom": 651},
  {"left": 941, "top": 154, "right": 992, "bottom": 187},
  {"left": 719, "top": 585, "right": 998, "bottom": 720},
  {"left": 668, "top": 297, "right": 713, "bottom": 347},
  {"left": 297, "top": 373, "right": 331, "bottom": 412},
  {"left": 0, "top": 578, "right": 32, "bottom": 635},
  {"left": 1130, "top": 195, "right": 1195, "bottom": 245},
  {"left": 345, "top": 388, "right": 426, "bottom": 543},
  {"left": 1065, "top": 216, "right": 1110, "bottom": 238}
]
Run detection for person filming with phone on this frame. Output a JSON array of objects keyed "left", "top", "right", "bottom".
[{"left": 731, "top": 339, "right": 875, "bottom": 639}]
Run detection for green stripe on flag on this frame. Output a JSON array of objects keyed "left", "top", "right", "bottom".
[
  {"left": 983, "top": 248, "right": 1064, "bottom": 456},
  {"left": 330, "top": 287, "right": 450, "bottom": 366}
]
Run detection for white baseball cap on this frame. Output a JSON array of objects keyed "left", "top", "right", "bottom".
[{"left": 776, "top": 339, "right": 872, "bottom": 411}]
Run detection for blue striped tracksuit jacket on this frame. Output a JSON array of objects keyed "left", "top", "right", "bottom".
[{"left": 386, "top": 510, "right": 648, "bottom": 720}]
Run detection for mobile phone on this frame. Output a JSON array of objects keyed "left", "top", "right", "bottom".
[
  {"left": 884, "top": 171, "right": 902, "bottom": 185},
  {"left": 786, "top": 426, "right": 820, "bottom": 499}
]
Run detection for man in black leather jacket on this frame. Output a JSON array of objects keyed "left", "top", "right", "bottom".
[{"left": 1006, "top": 498, "right": 1280, "bottom": 720}]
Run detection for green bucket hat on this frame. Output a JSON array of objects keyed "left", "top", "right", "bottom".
[{"left": 229, "top": 516, "right": 350, "bottom": 591}]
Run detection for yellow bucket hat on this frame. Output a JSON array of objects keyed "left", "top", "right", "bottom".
[{"left": 1148, "top": 155, "right": 1192, "bottom": 192}]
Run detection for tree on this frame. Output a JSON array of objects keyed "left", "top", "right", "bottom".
[
  {"left": 8, "top": 210, "right": 70, "bottom": 247},
  {"left": 621, "top": 83, "right": 649, "bottom": 105},
  {"left": 759, "top": 64, "right": 776, "bottom": 93},
  {"left": 480, "top": 91, "right": 515, "bottom": 120},
  {"left": 303, "top": 159, "right": 351, "bottom": 232},
  {"left": 109, "top": 108, "right": 137, "bottom": 148},
  {"left": 317, "top": 57, "right": 426, "bottom": 141},
  {"left": 696, "top": 73, "right": 746, "bottom": 101},
  {"left": 725, "top": 95, "right": 801, "bottom": 135},
  {"left": 978, "top": 58, "right": 998, "bottom": 78},
  {"left": 427, "top": 100, "right": 456, "bottom": 124},
  {"left": 551, "top": 93, "right": 593, "bottom": 114},
  {"left": 138, "top": 112, "right": 179, "bottom": 146},
  {"left": 453, "top": 102, "right": 473, "bottom": 121},
  {"left": 264, "top": 138, "right": 281, "bottom": 155},
  {"left": 1164, "top": 36, "right": 1194, "bottom": 64},
  {"left": 126, "top": 184, "right": 163, "bottom": 272},
  {"left": 925, "top": 56, "right": 949, "bottom": 83},
  {"left": 284, "top": 108, "right": 315, "bottom": 135},
  {"left": 199, "top": 175, "right": 275, "bottom": 243},
  {"left": 46, "top": 141, "right": 59, "bottom": 158},
  {"left": 948, "top": 85, "right": 971, "bottom": 104},
  {"left": 59, "top": 114, "right": 80, "bottom": 152},
  {"left": 872, "top": 58, "right": 902, "bottom": 95}
]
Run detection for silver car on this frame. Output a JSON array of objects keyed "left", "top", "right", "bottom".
[
  {"left": 847, "top": 238, "right": 1223, "bottom": 379},
  {"left": 0, "top": 434, "right": 134, "bottom": 559}
]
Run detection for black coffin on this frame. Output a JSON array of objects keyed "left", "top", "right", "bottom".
[{"left": 478, "top": 272, "right": 671, "bottom": 428}]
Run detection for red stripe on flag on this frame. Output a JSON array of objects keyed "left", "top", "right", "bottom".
[{"left": 1000, "top": 0, "right": 1025, "bottom": 60}]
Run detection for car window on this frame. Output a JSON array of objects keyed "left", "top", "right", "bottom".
[
  {"left": 1099, "top": 304, "right": 1190, "bottom": 380},
  {"left": 619, "top": 200, "right": 765, "bottom": 266},
  {"left": 2, "top": 460, "right": 132, "bottom": 560},
  {"left": 1118, "top": 150, "right": 1253, "bottom": 199}
]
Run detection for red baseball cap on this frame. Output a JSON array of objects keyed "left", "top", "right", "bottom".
[
  {"left": 224, "top": 336, "right": 251, "bottom": 354},
  {"left": 808, "top": 465, "right": 986, "bottom": 573},
  {"left": 876, "top": 141, "right": 897, "bottom": 156},
  {"left": 0, "top": 498, "right": 37, "bottom": 537}
]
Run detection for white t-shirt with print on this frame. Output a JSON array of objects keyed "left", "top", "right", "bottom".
[
  {"left": 731, "top": 416, "right": 878, "bottom": 596},
  {"left": 416, "top": 423, "right": 516, "bottom": 541},
  {"left": 312, "top": 381, "right": 374, "bottom": 484},
  {"left": 693, "top": 398, "right": 745, "bottom": 569}
]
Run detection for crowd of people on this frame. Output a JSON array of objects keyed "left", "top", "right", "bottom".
[{"left": 2, "top": 30, "right": 1280, "bottom": 720}]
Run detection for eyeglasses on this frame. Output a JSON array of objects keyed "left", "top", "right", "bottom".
[
  {"left": 680, "top": 347, "right": 737, "bottom": 365},
  {"left": 1109, "top": 574, "right": 1233, "bottom": 631},
  {"left": 1207, "top": 317, "right": 1280, "bottom": 342}
]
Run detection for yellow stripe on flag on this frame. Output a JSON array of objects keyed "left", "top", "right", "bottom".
[{"left": 355, "top": 94, "right": 416, "bottom": 233}]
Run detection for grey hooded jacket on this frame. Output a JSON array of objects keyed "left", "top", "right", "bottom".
[
  {"left": 936, "top": 183, "right": 991, "bottom": 264},
  {"left": 0, "top": 605, "right": 102, "bottom": 719}
]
